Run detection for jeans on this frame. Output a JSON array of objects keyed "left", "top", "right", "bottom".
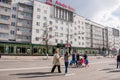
[
  {"left": 65, "top": 62, "right": 69, "bottom": 73},
  {"left": 117, "top": 60, "right": 120, "bottom": 68}
]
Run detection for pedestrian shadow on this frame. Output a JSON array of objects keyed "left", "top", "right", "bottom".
[
  {"left": 107, "top": 69, "right": 120, "bottom": 73},
  {"left": 11, "top": 72, "right": 64, "bottom": 78},
  {"left": 99, "top": 68, "right": 120, "bottom": 73},
  {"left": 99, "top": 68, "right": 114, "bottom": 71}
]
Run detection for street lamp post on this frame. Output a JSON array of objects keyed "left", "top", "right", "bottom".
[{"left": 66, "top": 23, "right": 70, "bottom": 52}]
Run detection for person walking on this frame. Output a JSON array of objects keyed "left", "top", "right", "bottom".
[
  {"left": 117, "top": 52, "right": 120, "bottom": 68},
  {"left": 83, "top": 51, "right": 89, "bottom": 67},
  {"left": 51, "top": 48, "right": 62, "bottom": 73},
  {"left": 76, "top": 52, "right": 80, "bottom": 67},
  {"left": 64, "top": 51, "right": 70, "bottom": 74},
  {"left": 70, "top": 51, "right": 76, "bottom": 66}
]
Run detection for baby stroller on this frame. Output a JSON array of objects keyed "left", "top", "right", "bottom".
[{"left": 76, "top": 57, "right": 85, "bottom": 68}]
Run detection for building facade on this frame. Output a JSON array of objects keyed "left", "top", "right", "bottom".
[{"left": 0, "top": 0, "right": 120, "bottom": 55}]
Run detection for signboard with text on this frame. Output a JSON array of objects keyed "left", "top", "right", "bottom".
[{"left": 45, "top": 0, "right": 75, "bottom": 11}]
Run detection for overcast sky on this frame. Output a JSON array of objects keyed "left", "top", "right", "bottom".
[{"left": 42, "top": 0, "right": 120, "bottom": 29}]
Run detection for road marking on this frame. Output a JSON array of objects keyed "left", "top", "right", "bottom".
[
  {"left": 0, "top": 61, "right": 115, "bottom": 72},
  {"left": 90, "top": 61, "right": 114, "bottom": 65},
  {"left": 65, "top": 73, "right": 75, "bottom": 76},
  {"left": 0, "top": 67, "right": 51, "bottom": 72}
]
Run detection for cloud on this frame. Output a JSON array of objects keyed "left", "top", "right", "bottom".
[
  {"left": 55, "top": 0, "right": 120, "bottom": 28},
  {"left": 41, "top": 0, "right": 120, "bottom": 29}
]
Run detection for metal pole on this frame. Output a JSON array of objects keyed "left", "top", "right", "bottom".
[{"left": 67, "top": 22, "right": 69, "bottom": 52}]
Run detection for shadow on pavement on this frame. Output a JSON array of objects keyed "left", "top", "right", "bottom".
[
  {"left": 11, "top": 72, "right": 64, "bottom": 78},
  {"left": 107, "top": 69, "right": 120, "bottom": 73},
  {"left": 109, "top": 63, "right": 116, "bottom": 65},
  {"left": 99, "top": 68, "right": 115, "bottom": 71}
]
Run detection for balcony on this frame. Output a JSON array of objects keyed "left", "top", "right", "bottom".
[
  {"left": 0, "top": 19, "right": 10, "bottom": 24},
  {"left": 17, "top": 14, "right": 32, "bottom": 20},
  {"left": 0, "top": 2, "right": 11, "bottom": 8},
  {"left": 0, "top": 28, "right": 9, "bottom": 33},
  {"left": 16, "top": 31, "right": 31, "bottom": 36},
  {"left": 18, "top": 7, "right": 33, "bottom": 13},
  {"left": 17, "top": 22, "right": 32, "bottom": 28},
  {"left": 16, "top": 38, "right": 31, "bottom": 42},
  {"left": 0, "top": 37, "right": 8, "bottom": 41},
  {"left": 0, "top": 10, "right": 11, "bottom": 16}
]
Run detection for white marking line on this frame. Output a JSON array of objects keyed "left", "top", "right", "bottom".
[
  {"left": 0, "top": 67, "right": 51, "bottom": 72},
  {"left": 90, "top": 61, "right": 114, "bottom": 65},
  {"left": 0, "top": 61, "right": 114, "bottom": 72},
  {"left": 65, "top": 73, "right": 75, "bottom": 76}
]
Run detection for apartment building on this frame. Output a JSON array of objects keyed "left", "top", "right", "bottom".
[
  {"left": 0, "top": 0, "right": 11, "bottom": 41},
  {"left": 32, "top": 0, "right": 86, "bottom": 54},
  {"left": 106, "top": 27, "right": 120, "bottom": 53},
  {"left": 85, "top": 19, "right": 107, "bottom": 54},
  {"left": 0, "top": 0, "right": 119, "bottom": 55}
]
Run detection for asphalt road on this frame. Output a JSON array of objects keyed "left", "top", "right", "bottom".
[{"left": 0, "top": 56, "right": 120, "bottom": 80}]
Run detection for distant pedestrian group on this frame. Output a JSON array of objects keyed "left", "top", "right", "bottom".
[
  {"left": 70, "top": 51, "right": 89, "bottom": 68},
  {"left": 51, "top": 49, "right": 89, "bottom": 74}
]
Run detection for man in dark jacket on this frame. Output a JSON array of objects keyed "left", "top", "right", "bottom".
[{"left": 117, "top": 53, "right": 120, "bottom": 68}]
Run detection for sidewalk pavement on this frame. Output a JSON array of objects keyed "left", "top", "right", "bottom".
[{"left": 0, "top": 55, "right": 104, "bottom": 61}]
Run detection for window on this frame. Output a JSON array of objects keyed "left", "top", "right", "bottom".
[
  {"left": 60, "top": 27, "right": 63, "bottom": 30},
  {"left": 49, "top": 27, "right": 52, "bottom": 31},
  {"left": 49, "top": 21, "right": 52, "bottom": 25},
  {"left": 44, "top": 10, "right": 47, "bottom": 14},
  {"left": 0, "top": 15, "right": 9, "bottom": 20},
  {"left": 43, "top": 17, "right": 47, "bottom": 20},
  {"left": 55, "top": 26, "right": 58, "bottom": 29},
  {"left": 36, "top": 29, "right": 39, "bottom": 33},
  {"left": 36, "top": 22, "right": 40, "bottom": 26},
  {"left": 55, "top": 39, "right": 58, "bottom": 43},
  {"left": 11, "top": 22, "right": 15, "bottom": 26},
  {"left": 0, "top": 24, "right": 8, "bottom": 29},
  {"left": 74, "top": 38, "right": 77, "bottom": 41},
  {"left": 82, "top": 37, "right": 84, "bottom": 40},
  {"left": 82, "top": 42, "right": 84, "bottom": 45},
  {"left": 79, "top": 42, "right": 81, "bottom": 45},
  {"left": 0, "top": 33, "right": 8, "bottom": 38},
  {"left": 13, "top": 7, "right": 16, "bottom": 11},
  {"left": 55, "top": 20, "right": 58, "bottom": 23},
  {"left": 60, "top": 40, "right": 63, "bottom": 43},
  {"left": 12, "top": 14, "right": 16, "bottom": 18},
  {"left": 37, "top": 8, "right": 40, "bottom": 12},
  {"left": 49, "top": 35, "right": 52, "bottom": 38},
  {"left": 5, "top": 8, "right": 8, "bottom": 12},
  {"left": 60, "top": 33, "right": 63, "bottom": 37},
  {"left": 74, "top": 27, "right": 77, "bottom": 30},
  {"left": 35, "top": 37, "right": 39, "bottom": 41},
  {"left": 61, "top": 21, "right": 63, "bottom": 24},
  {"left": 55, "top": 32, "right": 58, "bottom": 36},
  {"left": 10, "top": 30, "right": 15, "bottom": 35},
  {"left": 37, "top": 15, "right": 40, "bottom": 19}
]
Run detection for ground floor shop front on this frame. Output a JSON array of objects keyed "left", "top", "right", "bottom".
[{"left": 0, "top": 42, "right": 100, "bottom": 56}]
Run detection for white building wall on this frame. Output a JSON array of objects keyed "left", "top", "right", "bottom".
[
  {"left": 31, "top": 0, "right": 86, "bottom": 47},
  {"left": 107, "top": 27, "right": 120, "bottom": 50},
  {"left": 85, "top": 19, "right": 105, "bottom": 49}
]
